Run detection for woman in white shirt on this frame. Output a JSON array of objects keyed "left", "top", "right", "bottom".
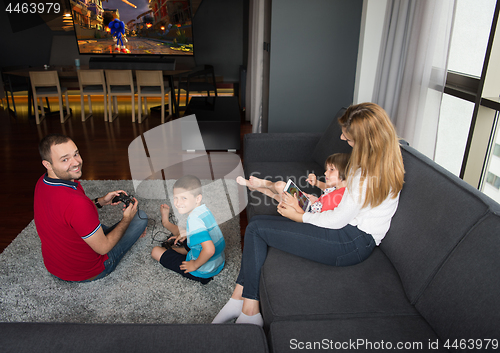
[{"left": 212, "top": 103, "right": 405, "bottom": 327}]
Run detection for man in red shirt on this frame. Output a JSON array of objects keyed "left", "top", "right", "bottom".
[{"left": 34, "top": 134, "right": 148, "bottom": 282}]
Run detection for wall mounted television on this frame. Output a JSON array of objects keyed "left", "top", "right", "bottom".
[{"left": 70, "top": 0, "right": 194, "bottom": 56}]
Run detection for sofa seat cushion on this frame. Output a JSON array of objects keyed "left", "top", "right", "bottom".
[
  {"left": 259, "top": 247, "right": 418, "bottom": 328},
  {"left": 0, "top": 322, "right": 269, "bottom": 353},
  {"left": 268, "top": 317, "right": 447, "bottom": 353}
]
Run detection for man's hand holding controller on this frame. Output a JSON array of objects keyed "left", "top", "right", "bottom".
[
  {"left": 95, "top": 190, "right": 129, "bottom": 207},
  {"left": 110, "top": 192, "right": 138, "bottom": 221}
]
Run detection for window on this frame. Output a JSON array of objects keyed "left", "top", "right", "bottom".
[
  {"left": 493, "top": 143, "right": 500, "bottom": 157},
  {"left": 486, "top": 172, "right": 500, "bottom": 188},
  {"left": 446, "top": 0, "right": 496, "bottom": 77},
  {"left": 436, "top": 0, "right": 500, "bottom": 197},
  {"left": 435, "top": 94, "right": 475, "bottom": 176}
]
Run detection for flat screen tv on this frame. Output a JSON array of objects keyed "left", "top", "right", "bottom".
[{"left": 69, "top": 0, "right": 194, "bottom": 56}]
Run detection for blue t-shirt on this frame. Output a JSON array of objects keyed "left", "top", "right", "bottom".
[{"left": 186, "top": 204, "right": 225, "bottom": 278}]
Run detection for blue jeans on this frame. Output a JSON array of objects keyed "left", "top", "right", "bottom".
[
  {"left": 86, "top": 210, "right": 148, "bottom": 282},
  {"left": 236, "top": 215, "right": 376, "bottom": 300}
]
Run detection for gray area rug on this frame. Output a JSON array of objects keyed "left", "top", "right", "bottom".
[{"left": 0, "top": 180, "right": 241, "bottom": 324}]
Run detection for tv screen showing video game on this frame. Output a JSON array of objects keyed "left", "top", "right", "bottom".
[{"left": 70, "top": 0, "right": 194, "bottom": 55}]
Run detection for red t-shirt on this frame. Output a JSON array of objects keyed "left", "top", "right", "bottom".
[
  {"left": 316, "top": 187, "right": 346, "bottom": 211},
  {"left": 34, "top": 174, "right": 107, "bottom": 281}
]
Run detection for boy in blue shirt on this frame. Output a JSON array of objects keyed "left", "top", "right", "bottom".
[{"left": 151, "top": 175, "right": 225, "bottom": 284}]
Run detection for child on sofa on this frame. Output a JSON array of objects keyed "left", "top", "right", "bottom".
[
  {"left": 151, "top": 175, "right": 225, "bottom": 285},
  {"left": 237, "top": 152, "right": 350, "bottom": 214}
]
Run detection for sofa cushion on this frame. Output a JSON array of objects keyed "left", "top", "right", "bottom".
[
  {"left": 259, "top": 247, "right": 418, "bottom": 329},
  {"left": 246, "top": 191, "right": 280, "bottom": 219},
  {"left": 380, "top": 145, "right": 499, "bottom": 304},
  {"left": 311, "top": 107, "right": 352, "bottom": 167},
  {"left": 415, "top": 212, "right": 500, "bottom": 341},
  {"left": 0, "top": 322, "right": 269, "bottom": 353},
  {"left": 243, "top": 133, "right": 323, "bottom": 164},
  {"left": 268, "top": 317, "right": 447, "bottom": 353}
]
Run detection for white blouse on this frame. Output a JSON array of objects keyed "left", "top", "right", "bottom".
[{"left": 302, "top": 169, "right": 400, "bottom": 245}]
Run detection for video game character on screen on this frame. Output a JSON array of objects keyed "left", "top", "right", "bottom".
[{"left": 103, "top": 13, "right": 129, "bottom": 53}]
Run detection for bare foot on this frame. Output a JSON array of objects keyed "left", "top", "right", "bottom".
[
  {"left": 236, "top": 176, "right": 257, "bottom": 191},
  {"left": 236, "top": 176, "right": 248, "bottom": 186},
  {"left": 248, "top": 176, "right": 272, "bottom": 188},
  {"left": 140, "top": 227, "right": 148, "bottom": 238}
]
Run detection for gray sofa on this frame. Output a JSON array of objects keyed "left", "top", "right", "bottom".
[
  {"left": 0, "top": 323, "right": 269, "bottom": 353},
  {"left": 243, "top": 109, "right": 500, "bottom": 352}
]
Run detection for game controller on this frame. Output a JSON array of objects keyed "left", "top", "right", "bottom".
[
  {"left": 161, "top": 236, "right": 185, "bottom": 250},
  {"left": 112, "top": 193, "right": 135, "bottom": 207}
]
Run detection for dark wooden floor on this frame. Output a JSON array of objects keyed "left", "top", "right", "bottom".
[{"left": 0, "top": 94, "right": 251, "bottom": 253}]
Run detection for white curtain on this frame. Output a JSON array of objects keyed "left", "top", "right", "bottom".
[
  {"left": 373, "top": 0, "right": 456, "bottom": 159},
  {"left": 245, "top": 0, "right": 265, "bottom": 133}
]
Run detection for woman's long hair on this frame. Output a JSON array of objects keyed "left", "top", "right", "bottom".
[{"left": 338, "top": 103, "right": 404, "bottom": 208}]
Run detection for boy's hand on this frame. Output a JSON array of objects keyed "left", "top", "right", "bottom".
[
  {"left": 167, "top": 229, "right": 187, "bottom": 247},
  {"left": 180, "top": 260, "right": 198, "bottom": 273},
  {"left": 176, "top": 229, "right": 187, "bottom": 244},
  {"left": 160, "top": 203, "right": 171, "bottom": 216},
  {"left": 181, "top": 240, "right": 215, "bottom": 273},
  {"left": 304, "top": 192, "right": 319, "bottom": 203},
  {"left": 160, "top": 204, "right": 172, "bottom": 226}
]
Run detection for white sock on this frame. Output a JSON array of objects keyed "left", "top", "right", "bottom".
[
  {"left": 211, "top": 298, "right": 243, "bottom": 324},
  {"left": 235, "top": 312, "right": 264, "bottom": 327}
]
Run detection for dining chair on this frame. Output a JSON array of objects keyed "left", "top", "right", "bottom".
[
  {"left": 1, "top": 66, "right": 32, "bottom": 117},
  {"left": 29, "top": 70, "right": 70, "bottom": 124},
  {"left": 105, "top": 70, "right": 136, "bottom": 122},
  {"left": 177, "top": 65, "right": 217, "bottom": 110},
  {"left": 77, "top": 69, "right": 107, "bottom": 122},
  {"left": 135, "top": 70, "right": 172, "bottom": 124}
]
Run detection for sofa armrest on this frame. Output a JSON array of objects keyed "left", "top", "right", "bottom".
[{"left": 243, "top": 133, "right": 322, "bottom": 163}]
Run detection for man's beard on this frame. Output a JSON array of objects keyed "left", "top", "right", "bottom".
[{"left": 53, "top": 164, "right": 83, "bottom": 181}]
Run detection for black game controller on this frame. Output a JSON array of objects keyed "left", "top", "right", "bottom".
[
  {"left": 161, "top": 236, "right": 185, "bottom": 250},
  {"left": 112, "top": 193, "right": 135, "bottom": 207}
]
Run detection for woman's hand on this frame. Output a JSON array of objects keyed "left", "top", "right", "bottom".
[
  {"left": 277, "top": 200, "right": 303, "bottom": 222},
  {"left": 281, "top": 191, "right": 305, "bottom": 214}
]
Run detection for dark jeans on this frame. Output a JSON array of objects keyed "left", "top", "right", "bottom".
[
  {"left": 84, "top": 210, "right": 148, "bottom": 282},
  {"left": 236, "top": 215, "right": 376, "bottom": 300}
]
